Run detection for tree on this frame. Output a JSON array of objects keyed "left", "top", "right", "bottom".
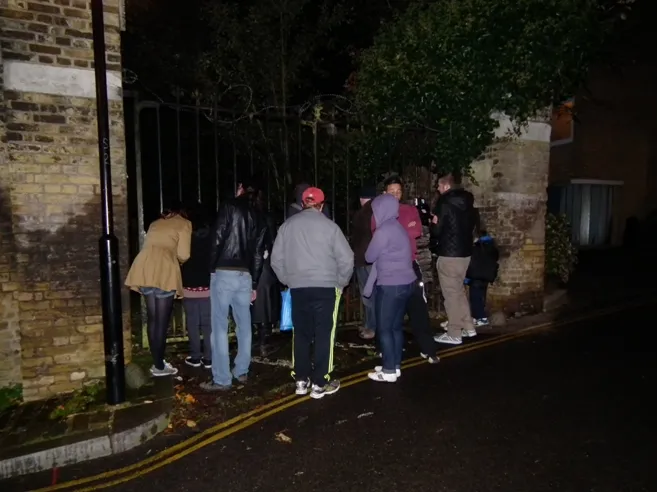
[{"left": 354, "top": 0, "right": 634, "bottom": 175}]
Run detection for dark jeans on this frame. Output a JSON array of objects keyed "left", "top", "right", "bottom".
[
  {"left": 375, "top": 282, "right": 415, "bottom": 373},
  {"left": 408, "top": 261, "right": 437, "bottom": 357},
  {"left": 290, "top": 287, "right": 342, "bottom": 387},
  {"left": 183, "top": 297, "right": 211, "bottom": 360},
  {"left": 469, "top": 282, "right": 488, "bottom": 319}
]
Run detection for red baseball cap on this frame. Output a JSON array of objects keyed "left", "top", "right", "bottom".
[{"left": 302, "top": 187, "right": 325, "bottom": 205}]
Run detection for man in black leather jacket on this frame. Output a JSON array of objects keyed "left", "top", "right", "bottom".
[
  {"left": 201, "top": 179, "right": 268, "bottom": 392},
  {"left": 429, "top": 173, "right": 478, "bottom": 345}
]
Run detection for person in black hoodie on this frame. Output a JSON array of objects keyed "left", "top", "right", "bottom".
[
  {"left": 251, "top": 192, "right": 281, "bottom": 356},
  {"left": 182, "top": 203, "right": 214, "bottom": 369},
  {"left": 429, "top": 172, "right": 477, "bottom": 345}
]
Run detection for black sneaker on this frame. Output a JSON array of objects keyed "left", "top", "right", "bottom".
[
  {"left": 310, "top": 379, "right": 340, "bottom": 400},
  {"left": 185, "top": 356, "right": 202, "bottom": 368},
  {"left": 421, "top": 353, "right": 440, "bottom": 364},
  {"left": 202, "top": 358, "right": 212, "bottom": 369}
]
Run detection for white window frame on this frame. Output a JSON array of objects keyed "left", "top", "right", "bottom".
[{"left": 550, "top": 98, "right": 575, "bottom": 147}]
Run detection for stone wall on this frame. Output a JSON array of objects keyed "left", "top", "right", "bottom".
[
  {"left": 0, "top": 0, "right": 130, "bottom": 400},
  {"left": 467, "top": 116, "right": 551, "bottom": 314}
]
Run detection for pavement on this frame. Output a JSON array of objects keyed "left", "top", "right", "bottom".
[{"left": 4, "top": 301, "right": 655, "bottom": 492}]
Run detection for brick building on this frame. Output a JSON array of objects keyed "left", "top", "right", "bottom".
[
  {"left": 0, "top": 0, "right": 130, "bottom": 400},
  {"left": 549, "top": 64, "right": 657, "bottom": 247}
]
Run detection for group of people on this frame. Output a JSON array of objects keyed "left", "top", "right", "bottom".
[{"left": 124, "top": 172, "right": 499, "bottom": 400}]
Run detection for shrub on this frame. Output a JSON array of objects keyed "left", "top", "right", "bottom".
[{"left": 545, "top": 213, "right": 578, "bottom": 283}]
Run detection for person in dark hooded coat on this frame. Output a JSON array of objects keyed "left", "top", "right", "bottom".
[
  {"left": 251, "top": 194, "right": 282, "bottom": 356},
  {"left": 287, "top": 183, "right": 331, "bottom": 220}
]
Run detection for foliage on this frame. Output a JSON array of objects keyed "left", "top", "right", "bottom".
[
  {"left": 49, "top": 382, "right": 104, "bottom": 420},
  {"left": 203, "top": 0, "right": 352, "bottom": 107},
  {"left": 0, "top": 384, "right": 23, "bottom": 414},
  {"left": 545, "top": 213, "right": 578, "bottom": 284},
  {"left": 123, "top": 0, "right": 215, "bottom": 95},
  {"left": 355, "top": 0, "right": 633, "bottom": 175}
]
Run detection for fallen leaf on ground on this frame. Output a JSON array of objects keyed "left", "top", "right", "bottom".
[
  {"left": 184, "top": 394, "right": 197, "bottom": 404},
  {"left": 275, "top": 431, "right": 292, "bottom": 443},
  {"left": 186, "top": 419, "right": 197, "bottom": 428},
  {"left": 357, "top": 412, "right": 374, "bottom": 419}
]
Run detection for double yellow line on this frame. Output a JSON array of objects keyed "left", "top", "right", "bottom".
[{"left": 31, "top": 299, "right": 650, "bottom": 492}]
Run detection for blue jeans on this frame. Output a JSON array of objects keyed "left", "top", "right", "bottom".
[
  {"left": 375, "top": 282, "right": 415, "bottom": 373},
  {"left": 210, "top": 270, "right": 253, "bottom": 386},
  {"left": 355, "top": 266, "right": 376, "bottom": 331}
]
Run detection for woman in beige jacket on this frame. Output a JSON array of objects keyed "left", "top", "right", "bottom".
[{"left": 125, "top": 203, "right": 192, "bottom": 377}]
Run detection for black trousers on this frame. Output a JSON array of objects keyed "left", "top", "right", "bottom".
[
  {"left": 407, "top": 261, "right": 437, "bottom": 357},
  {"left": 290, "top": 287, "right": 341, "bottom": 387}
]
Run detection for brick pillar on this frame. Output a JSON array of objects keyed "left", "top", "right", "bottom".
[
  {"left": 0, "top": 0, "right": 130, "bottom": 400},
  {"left": 467, "top": 114, "right": 551, "bottom": 315}
]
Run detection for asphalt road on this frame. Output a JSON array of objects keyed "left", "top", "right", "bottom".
[
  {"left": 101, "top": 306, "right": 657, "bottom": 491},
  {"left": 7, "top": 305, "right": 657, "bottom": 492}
]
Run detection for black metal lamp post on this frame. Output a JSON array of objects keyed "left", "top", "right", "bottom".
[{"left": 91, "top": 0, "right": 126, "bottom": 405}]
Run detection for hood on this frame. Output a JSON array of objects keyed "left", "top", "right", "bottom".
[
  {"left": 371, "top": 194, "right": 399, "bottom": 227},
  {"left": 441, "top": 188, "right": 474, "bottom": 211},
  {"left": 294, "top": 183, "right": 310, "bottom": 204}
]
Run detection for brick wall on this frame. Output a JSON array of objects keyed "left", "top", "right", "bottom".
[
  {"left": 0, "top": 0, "right": 130, "bottom": 400},
  {"left": 467, "top": 117, "right": 551, "bottom": 315},
  {"left": 549, "top": 64, "right": 657, "bottom": 244},
  {"left": 1, "top": 38, "right": 24, "bottom": 388}
]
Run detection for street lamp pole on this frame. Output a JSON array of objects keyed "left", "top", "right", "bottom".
[{"left": 90, "top": 0, "right": 126, "bottom": 405}]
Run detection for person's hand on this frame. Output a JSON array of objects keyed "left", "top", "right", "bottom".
[
  {"left": 431, "top": 215, "right": 438, "bottom": 225},
  {"left": 408, "top": 221, "right": 416, "bottom": 228},
  {"left": 251, "top": 290, "right": 257, "bottom": 302}
]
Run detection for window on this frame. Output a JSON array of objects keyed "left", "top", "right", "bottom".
[
  {"left": 550, "top": 99, "right": 574, "bottom": 146},
  {"left": 547, "top": 180, "right": 621, "bottom": 247}
]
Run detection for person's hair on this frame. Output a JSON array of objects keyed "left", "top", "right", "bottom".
[
  {"left": 303, "top": 199, "right": 323, "bottom": 211},
  {"left": 437, "top": 171, "right": 463, "bottom": 187},
  {"left": 383, "top": 175, "right": 404, "bottom": 189},
  {"left": 237, "top": 176, "right": 263, "bottom": 210},
  {"left": 161, "top": 199, "right": 186, "bottom": 219}
]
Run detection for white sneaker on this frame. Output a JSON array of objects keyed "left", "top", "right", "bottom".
[
  {"left": 442, "top": 318, "right": 477, "bottom": 331},
  {"left": 474, "top": 318, "right": 489, "bottom": 327},
  {"left": 150, "top": 361, "right": 178, "bottom": 377},
  {"left": 434, "top": 333, "right": 463, "bottom": 345},
  {"left": 368, "top": 370, "right": 397, "bottom": 383},
  {"left": 295, "top": 379, "right": 310, "bottom": 395},
  {"left": 374, "top": 366, "right": 401, "bottom": 377},
  {"left": 462, "top": 329, "right": 477, "bottom": 338}
]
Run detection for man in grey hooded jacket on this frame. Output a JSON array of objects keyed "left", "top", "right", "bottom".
[{"left": 271, "top": 187, "right": 353, "bottom": 400}]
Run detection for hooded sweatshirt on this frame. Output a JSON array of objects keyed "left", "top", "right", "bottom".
[
  {"left": 362, "top": 194, "right": 416, "bottom": 297},
  {"left": 370, "top": 202, "right": 422, "bottom": 260}
]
